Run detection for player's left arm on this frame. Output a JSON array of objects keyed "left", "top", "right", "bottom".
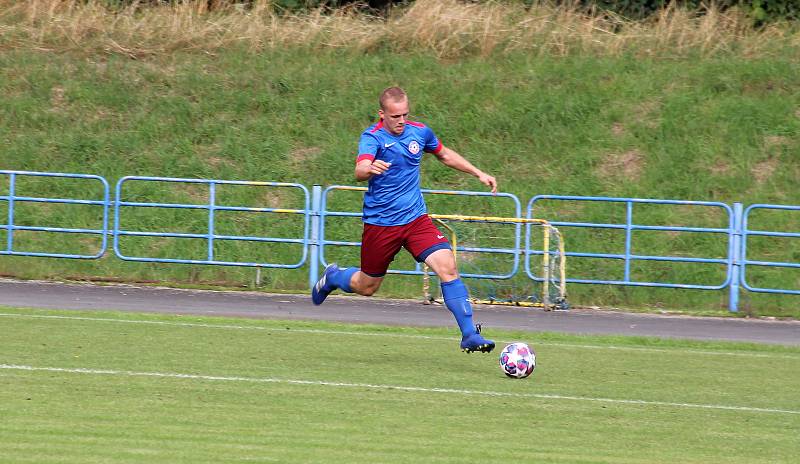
[{"left": 432, "top": 145, "right": 498, "bottom": 194}]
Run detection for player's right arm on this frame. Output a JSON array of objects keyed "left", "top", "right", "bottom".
[
  {"left": 355, "top": 159, "right": 392, "bottom": 181},
  {"left": 355, "top": 133, "right": 391, "bottom": 181}
]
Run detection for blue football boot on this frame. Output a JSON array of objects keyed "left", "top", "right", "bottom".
[
  {"left": 311, "top": 263, "right": 340, "bottom": 306},
  {"left": 460, "top": 323, "right": 495, "bottom": 353}
]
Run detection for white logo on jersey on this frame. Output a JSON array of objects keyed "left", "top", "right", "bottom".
[
  {"left": 437, "top": 235, "right": 445, "bottom": 239},
  {"left": 384, "top": 142, "right": 396, "bottom": 148},
  {"left": 408, "top": 140, "right": 420, "bottom": 154}
]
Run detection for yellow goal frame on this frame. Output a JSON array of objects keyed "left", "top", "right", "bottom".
[{"left": 422, "top": 214, "right": 567, "bottom": 310}]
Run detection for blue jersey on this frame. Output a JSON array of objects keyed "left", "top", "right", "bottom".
[{"left": 357, "top": 120, "right": 442, "bottom": 226}]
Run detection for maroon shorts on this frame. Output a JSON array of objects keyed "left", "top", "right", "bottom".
[{"left": 361, "top": 214, "right": 451, "bottom": 277}]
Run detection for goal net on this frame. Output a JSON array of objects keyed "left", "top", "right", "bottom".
[{"left": 422, "top": 214, "right": 568, "bottom": 310}]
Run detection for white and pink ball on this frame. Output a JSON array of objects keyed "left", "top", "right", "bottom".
[{"left": 499, "top": 342, "right": 536, "bottom": 379}]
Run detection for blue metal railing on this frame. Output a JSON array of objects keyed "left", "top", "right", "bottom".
[
  {"left": 526, "top": 195, "right": 734, "bottom": 290},
  {"left": 0, "top": 170, "right": 798, "bottom": 312},
  {"left": 741, "top": 204, "right": 800, "bottom": 295},
  {"left": 113, "top": 176, "right": 310, "bottom": 268},
  {"left": 0, "top": 170, "right": 109, "bottom": 259}
]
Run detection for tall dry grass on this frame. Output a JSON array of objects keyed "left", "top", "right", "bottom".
[{"left": 0, "top": 0, "right": 797, "bottom": 58}]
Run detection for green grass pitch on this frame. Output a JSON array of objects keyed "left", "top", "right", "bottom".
[{"left": 1, "top": 307, "right": 798, "bottom": 463}]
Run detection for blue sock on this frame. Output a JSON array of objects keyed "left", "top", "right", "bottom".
[
  {"left": 441, "top": 278, "right": 476, "bottom": 337},
  {"left": 329, "top": 267, "right": 358, "bottom": 293}
]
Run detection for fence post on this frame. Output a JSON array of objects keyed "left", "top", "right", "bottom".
[
  {"left": 207, "top": 181, "right": 216, "bottom": 262},
  {"left": 308, "top": 184, "right": 322, "bottom": 289},
  {"left": 6, "top": 173, "right": 15, "bottom": 252},
  {"left": 729, "top": 202, "right": 743, "bottom": 312}
]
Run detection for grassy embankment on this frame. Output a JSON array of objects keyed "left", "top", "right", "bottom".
[{"left": 0, "top": 0, "right": 798, "bottom": 316}]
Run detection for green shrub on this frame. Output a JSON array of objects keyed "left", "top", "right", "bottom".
[{"left": 570, "top": 1, "right": 797, "bottom": 22}]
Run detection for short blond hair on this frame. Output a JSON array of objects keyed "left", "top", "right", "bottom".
[{"left": 379, "top": 86, "right": 407, "bottom": 110}]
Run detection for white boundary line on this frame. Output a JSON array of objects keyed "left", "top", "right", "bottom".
[
  {"left": 2, "top": 312, "right": 798, "bottom": 360},
  {"left": 2, "top": 363, "right": 798, "bottom": 416}
]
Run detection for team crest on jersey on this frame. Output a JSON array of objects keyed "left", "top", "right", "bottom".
[{"left": 408, "top": 140, "right": 420, "bottom": 154}]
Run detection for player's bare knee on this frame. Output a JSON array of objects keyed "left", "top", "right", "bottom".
[
  {"left": 435, "top": 263, "right": 459, "bottom": 282},
  {"left": 353, "top": 274, "right": 382, "bottom": 296},
  {"left": 360, "top": 286, "right": 377, "bottom": 297},
  {"left": 361, "top": 281, "right": 381, "bottom": 296},
  {"left": 424, "top": 249, "right": 459, "bottom": 281}
]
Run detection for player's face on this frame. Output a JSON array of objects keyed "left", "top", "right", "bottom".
[{"left": 379, "top": 97, "right": 410, "bottom": 136}]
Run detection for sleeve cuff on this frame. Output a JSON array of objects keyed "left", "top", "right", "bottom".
[
  {"left": 427, "top": 141, "right": 443, "bottom": 154},
  {"left": 356, "top": 153, "right": 376, "bottom": 164}
]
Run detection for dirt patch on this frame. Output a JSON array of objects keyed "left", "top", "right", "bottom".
[
  {"left": 204, "top": 155, "right": 232, "bottom": 169},
  {"left": 261, "top": 188, "right": 294, "bottom": 209},
  {"left": 633, "top": 100, "right": 662, "bottom": 129},
  {"left": 142, "top": 60, "right": 176, "bottom": 78},
  {"left": 193, "top": 145, "right": 234, "bottom": 170},
  {"left": 611, "top": 122, "right": 625, "bottom": 137},
  {"left": 764, "top": 135, "right": 792, "bottom": 148},
  {"left": 596, "top": 150, "right": 645, "bottom": 180},
  {"left": 177, "top": 183, "right": 208, "bottom": 203},
  {"left": 709, "top": 158, "right": 732, "bottom": 176},
  {"left": 50, "top": 86, "right": 66, "bottom": 111},
  {"left": 752, "top": 157, "right": 779, "bottom": 185},
  {"left": 742, "top": 80, "right": 785, "bottom": 95},
  {"left": 287, "top": 146, "right": 322, "bottom": 169}
]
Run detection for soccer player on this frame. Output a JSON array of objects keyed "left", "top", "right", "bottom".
[{"left": 312, "top": 86, "right": 497, "bottom": 353}]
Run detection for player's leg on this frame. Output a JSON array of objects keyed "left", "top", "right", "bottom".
[
  {"left": 423, "top": 248, "right": 495, "bottom": 353},
  {"left": 311, "top": 222, "right": 399, "bottom": 305},
  {"left": 311, "top": 263, "right": 360, "bottom": 305},
  {"left": 405, "top": 215, "right": 494, "bottom": 353},
  {"left": 348, "top": 272, "right": 383, "bottom": 296}
]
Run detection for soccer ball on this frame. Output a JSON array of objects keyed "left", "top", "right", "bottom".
[{"left": 499, "top": 342, "right": 536, "bottom": 379}]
